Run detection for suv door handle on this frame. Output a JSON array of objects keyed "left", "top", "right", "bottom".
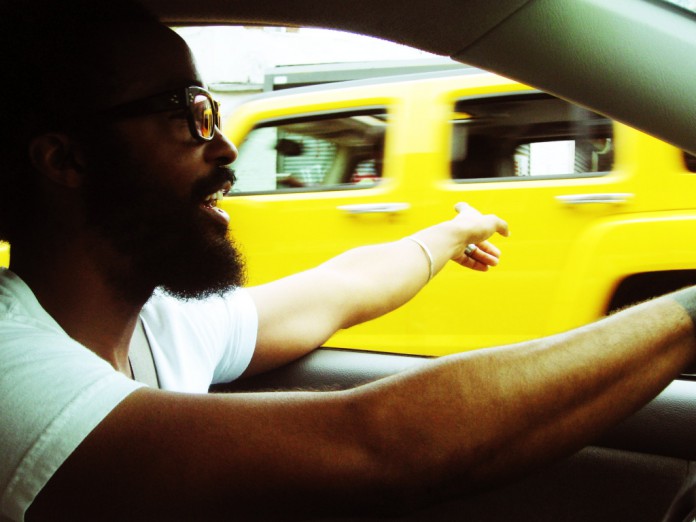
[
  {"left": 556, "top": 193, "right": 633, "bottom": 205},
  {"left": 337, "top": 203, "right": 410, "bottom": 214}
]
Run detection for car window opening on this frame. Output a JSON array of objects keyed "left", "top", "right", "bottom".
[
  {"left": 232, "top": 110, "right": 388, "bottom": 194},
  {"left": 450, "top": 95, "right": 614, "bottom": 181}
]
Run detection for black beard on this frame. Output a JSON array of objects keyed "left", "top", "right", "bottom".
[{"left": 80, "top": 137, "right": 246, "bottom": 303}]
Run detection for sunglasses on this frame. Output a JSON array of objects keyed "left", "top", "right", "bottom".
[{"left": 100, "top": 86, "right": 221, "bottom": 142}]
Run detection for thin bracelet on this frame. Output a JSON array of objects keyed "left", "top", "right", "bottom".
[{"left": 407, "top": 237, "right": 434, "bottom": 282}]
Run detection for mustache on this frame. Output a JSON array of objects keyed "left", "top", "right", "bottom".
[{"left": 192, "top": 166, "right": 236, "bottom": 200}]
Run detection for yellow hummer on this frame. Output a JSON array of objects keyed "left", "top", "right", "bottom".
[{"left": 220, "top": 69, "right": 696, "bottom": 356}]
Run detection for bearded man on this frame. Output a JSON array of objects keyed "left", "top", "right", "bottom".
[{"left": 1, "top": 2, "right": 695, "bottom": 521}]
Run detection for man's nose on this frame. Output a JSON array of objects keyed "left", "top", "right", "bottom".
[{"left": 208, "top": 127, "right": 238, "bottom": 166}]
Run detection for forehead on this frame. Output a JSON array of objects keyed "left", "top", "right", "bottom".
[{"left": 98, "top": 24, "right": 202, "bottom": 107}]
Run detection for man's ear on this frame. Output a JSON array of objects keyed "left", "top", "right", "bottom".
[{"left": 28, "top": 133, "right": 86, "bottom": 188}]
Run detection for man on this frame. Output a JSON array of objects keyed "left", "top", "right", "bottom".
[{"left": 0, "top": 1, "right": 695, "bottom": 520}]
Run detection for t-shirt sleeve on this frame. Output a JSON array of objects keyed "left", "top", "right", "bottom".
[
  {"left": 0, "top": 324, "right": 144, "bottom": 522},
  {"left": 140, "top": 288, "right": 258, "bottom": 391},
  {"left": 209, "top": 289, "right": 258, "bottom": 383}
]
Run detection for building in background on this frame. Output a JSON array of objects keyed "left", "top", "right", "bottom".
[{"left": 175, "top": 26, "right": 463, "bottom": 116}]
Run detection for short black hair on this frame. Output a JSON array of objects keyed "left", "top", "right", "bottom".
[{"left": 0, "top": 0, "right": 160, "bottom": 242}]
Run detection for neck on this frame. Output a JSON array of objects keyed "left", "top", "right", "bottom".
[{"left": 10, "top": 238, "right": 152, "bottom": 376}]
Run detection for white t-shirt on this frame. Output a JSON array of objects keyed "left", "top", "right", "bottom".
[{"left": 0, "top": 268, "right": 258, "bottom": 521}]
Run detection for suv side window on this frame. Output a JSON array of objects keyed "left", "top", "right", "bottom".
[
  {"left": 450, "top": 94, "right": 614, "bottom": 180},
  {"left": 232, "top": 109, "right": 387, "bottom": 194}
]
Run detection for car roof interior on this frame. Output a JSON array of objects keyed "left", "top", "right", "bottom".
[{"left": 144, "top": 0, "right": 696, "bottom": 156}]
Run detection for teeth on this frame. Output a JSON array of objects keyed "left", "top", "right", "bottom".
[
  {"left": 203, "top": 182, "right": 232, "bottom": 206},
  {"left": 204, "top": 190, "right": 224, "bottom": 204}
]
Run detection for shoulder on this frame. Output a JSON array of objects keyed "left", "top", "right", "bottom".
[{"left": 0, "top": 312, "right": 143, "bottom": 520}]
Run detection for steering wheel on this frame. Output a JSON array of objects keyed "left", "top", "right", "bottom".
[{"left": 662, "top": 477, "right": 696, "bottom": 522}]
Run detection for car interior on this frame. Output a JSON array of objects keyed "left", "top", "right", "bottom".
[{"left": 146, "top": 1, "right": 696, "bottom": 520}]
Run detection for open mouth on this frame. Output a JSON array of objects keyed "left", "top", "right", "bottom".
[{"left": 200, "top": 180, "right": 233, "bottom": 226}]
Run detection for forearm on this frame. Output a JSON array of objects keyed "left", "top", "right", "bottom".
[
  {"left": 320, "top": 216, "right": 501, "bottom": 328},
  {"left": 353, "top": 288, "right": 696, "bottom": 498},
  {"left": 248, "top": 203, "right": 508, "bottom": 374},
  {"left": 318, "top": 223, "right": 459, "bottom": 327},
  {"left": 248, "top": 233, "right": 452, "bottom": 369},
  {"left": 246, "top": 236, "right": 441, "bottom": 374}
]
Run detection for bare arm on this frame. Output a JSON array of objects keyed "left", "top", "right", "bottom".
[
  {"left": 245, "top": 203, "right": 509, "bottom": 375},
  {"left": 29, "top": 288, "right": 696, "bottom": 520}
]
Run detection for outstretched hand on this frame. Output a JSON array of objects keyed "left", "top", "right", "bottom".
[{"left": 450, "top": 202, "right": 510, "bottom": 272}]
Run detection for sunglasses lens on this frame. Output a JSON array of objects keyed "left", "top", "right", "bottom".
[{"left": 193, "top": 94, "right": 215, "bottom": 140}]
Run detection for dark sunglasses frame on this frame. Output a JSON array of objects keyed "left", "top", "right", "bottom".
[{"left": 100, "top": 86, "right": 221, "bottom": 142}]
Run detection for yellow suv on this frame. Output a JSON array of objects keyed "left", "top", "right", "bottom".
[
  {"left": 221, "top": 69, "right": 696, "bottom": 356},
  {"left": 0, "top": 243, "right": 8, "bottom": 268}
]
